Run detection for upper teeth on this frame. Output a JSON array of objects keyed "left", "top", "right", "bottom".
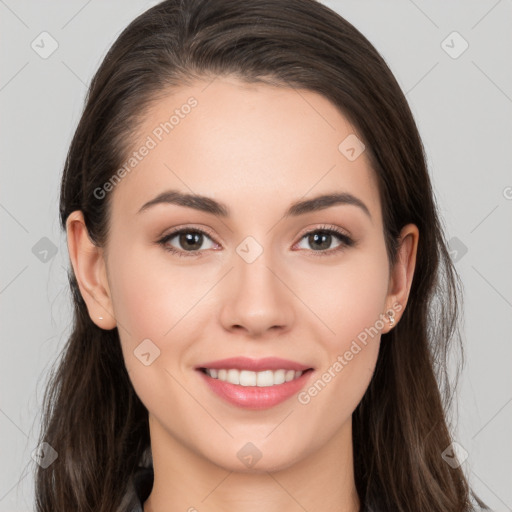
[{"left": 205, "top": 368, "right": 304, "bottom": 387}]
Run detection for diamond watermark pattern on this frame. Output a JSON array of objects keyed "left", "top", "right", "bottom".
[
  {"left": 31, "top": 31, "right": 59, "bottom": 59},
  {"left": 441, "top": 31, "right": 469, "bottom": 59},
  {"left": 31, "top": 442, "right": 58, "bottom": 469},
  {"left": 237, "top": 442, "right": 263, "bottom": 468},
  {"left": 134, "top": 338, "right": 161, "bottom": 366},
  {"left": 32, "top": 237, "right": 58, "bottom": 263},
  {"left": 441, "top": 441, "right": 469, "bottom": 468},
  {"left": 447, "top": 236, "right": 468, "bottom": 263},
  {"left": 338, "top": 134, "right": 366, "bottom": 161},
  {"left": 236, "top": 236, "right": 263, "bottom": 264}
]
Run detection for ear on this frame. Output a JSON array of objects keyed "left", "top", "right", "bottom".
[
  {"left": 65, "top": 210, "right": 117, "bottom": 330},
  {"left": 382, "top": 223, "right": 419, "bottom": 333}
]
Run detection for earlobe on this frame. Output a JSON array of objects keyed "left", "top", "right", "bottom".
[
  {"left": 384, "top": 223, "right": 419, "bottom": 332},
  {"left": 65, "top": 211, "right": 117, "bottom": 330}
]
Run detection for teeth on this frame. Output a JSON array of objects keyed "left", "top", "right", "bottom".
[{"left": 204, "top": 368, "right": 305, "bottom": 387}]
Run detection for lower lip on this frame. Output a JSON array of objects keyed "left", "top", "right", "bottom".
[{"left": 197, "top": 369, "right": 314, "bottom": 410}]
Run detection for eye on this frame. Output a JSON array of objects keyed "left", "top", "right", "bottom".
[
  {"left": 156, "top": 224, "right": 355, "bottom": 258},
  {"left": 295, "top": 225, "right": 355, "bottom": 256},
  {"left": 157, "top": 227, "right": 218, "bottom": 257}
]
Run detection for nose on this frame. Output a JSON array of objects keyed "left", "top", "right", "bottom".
[{"left": 219, "top": 251, "right": 295, "bottom": 338}]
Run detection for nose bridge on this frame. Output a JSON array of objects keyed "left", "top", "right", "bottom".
[{"left": 219, "top": 237, "right": 294, "bottom": 335}]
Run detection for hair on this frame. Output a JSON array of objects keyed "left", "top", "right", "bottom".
[{"left": 34, "top": 0, "right": 489, "bottom": 510}]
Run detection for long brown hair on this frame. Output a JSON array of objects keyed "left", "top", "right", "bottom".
[{"left": 35, "top": 0, "right": 489, "bottom": 510}]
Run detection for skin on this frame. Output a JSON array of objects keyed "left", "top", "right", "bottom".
[{"left": 66, "top": 76, "right": 419, "bottom": 512}]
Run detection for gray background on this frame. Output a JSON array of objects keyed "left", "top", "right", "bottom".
[{"left": 1, "top": 0, "right": 511, "bottom": 510}]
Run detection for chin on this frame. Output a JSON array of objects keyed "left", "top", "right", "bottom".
[{"left": 204, "top": 442, "right": 306, "bottom": 474}]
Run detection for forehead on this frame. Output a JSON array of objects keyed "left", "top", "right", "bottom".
[{"left": 109, "top": 76, "right": 381, "bottom": 226}]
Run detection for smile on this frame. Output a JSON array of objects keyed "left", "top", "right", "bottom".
[
  {"left": 201, "top": 368, "right": 308, "bottom": 387},
  {"left": 197, "top": 367, "right": 315, "bottom": 410}
]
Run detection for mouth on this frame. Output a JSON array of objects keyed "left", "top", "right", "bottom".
[
  {"left": 194, "top": 357, "right": 316, "bottom": 410},
  {"left": 197, "top": 367, "right": 314, "bottom": 387}
]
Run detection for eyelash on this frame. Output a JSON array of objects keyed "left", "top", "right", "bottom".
[{"left": 156, "top": 224, "right": 355, "bottom": 258}]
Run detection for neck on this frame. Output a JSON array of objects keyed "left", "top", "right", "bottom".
[{"left": 143, "top": 414, "right": 361, "bottom": 512}]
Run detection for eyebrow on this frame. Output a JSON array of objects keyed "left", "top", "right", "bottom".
[{"left": 137, "top": 189, "right": 372, "bottom": 220}]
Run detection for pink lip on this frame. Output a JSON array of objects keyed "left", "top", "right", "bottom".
[
  {"left": 195, "top": 356, "right": 313, "bottom": 372},
  {"left": 197, "top": 368, "right": 315, "bottom": 410}
]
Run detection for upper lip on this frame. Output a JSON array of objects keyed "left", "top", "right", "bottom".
[{"left": 195, "top": 357, "right": 313, "bottom": 372}]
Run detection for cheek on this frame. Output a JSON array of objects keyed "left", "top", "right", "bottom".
[
  {"left": 108, "top": 245, "right": 209, "bottom": 338},
  {"left": 108, "top": 251, "right": 168, "bottom": 340},
  {"left": 108, "top": 245, "right": 222, "bottom": 388},
  {"left": 294, "top": 246, "right": 390, "bottom": 347},
  {"left": 108, "top": 247, "right": 205, "bottom": 406},
  {"left": 295, "top": 253, "right": 387, "bottom": 422}
]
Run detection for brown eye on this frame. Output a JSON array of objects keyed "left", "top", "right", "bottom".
[
  {"left": 158, "top": 228, "right": 217, "bottom": 257},
  {"left": 295, "top": 226, "right": 354, "bottom": 255}
]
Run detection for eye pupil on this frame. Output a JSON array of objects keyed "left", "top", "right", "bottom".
[
  {"left": 309, "top": 231, "right": 331, "bottom": 250},
  {"left": 180, "top": 232, "right": 203, "bottom": 250}
]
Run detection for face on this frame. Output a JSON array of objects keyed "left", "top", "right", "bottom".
[{"left": 78, "top": 76, "right": 415, "bottom": 473}]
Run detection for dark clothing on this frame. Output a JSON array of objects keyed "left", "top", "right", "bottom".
[{"left": 120, "top": 466, "right": 153, "bottom": 512}]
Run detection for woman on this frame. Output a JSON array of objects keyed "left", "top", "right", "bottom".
[{"left": 34, "top": 0, "right": 490, "bottom": 510}]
